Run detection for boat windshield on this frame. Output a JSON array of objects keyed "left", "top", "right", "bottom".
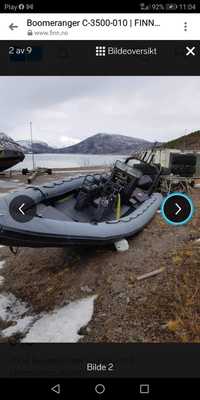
[
  {"left": 114, "top": 160, "right": 141, "bottom": 178},
  {"left": 125, "top": 158, "right": 139, "bottom": 167}
]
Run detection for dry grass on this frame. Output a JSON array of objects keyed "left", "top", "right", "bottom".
[{"left": 165, "top": 242, "right": 200, "bottom": 342}]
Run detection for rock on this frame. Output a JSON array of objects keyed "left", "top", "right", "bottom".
[
  {"left": 80, "top": 285, "right": 93, "bottom": 294},
  {"left": 114, "top": 239, "right": 129, "bottom": 252},
  {"left": 78, "top": 325, "right": 91, "bottom": 336},
  {"left": 117, "top": 292, "right": 126, "bottom": 299}
]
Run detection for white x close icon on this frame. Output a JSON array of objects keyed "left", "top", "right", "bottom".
[{"left": 186, "top": 46, "right": 196, "bottom": 56}]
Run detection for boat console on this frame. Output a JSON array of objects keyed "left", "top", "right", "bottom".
[{"left": 74, "top": 160, "right": 154, "bottom": 220}]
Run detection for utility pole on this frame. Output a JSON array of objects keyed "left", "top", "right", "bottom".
[
  {"left": 184, "top": 128, "right": 188, "bottom": 152},
  {"left": 30, "top": 121, "right": 35, "bottom": 170}
]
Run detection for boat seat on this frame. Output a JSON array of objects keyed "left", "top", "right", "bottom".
[
  {"left": 93, "top": 197, "right": 102, "bottom": 208},
  {"left": 75, "top": 186, "right": 100, "bottom": 211},
  {"left": 74, "top": 172, "right": 105, "bottom": 209},
  {"left": 93, "top": 198, "right": 99, "bottom": 208},
  {"left": 130, "top": 188, "right": 149, "bottom": 203},
  {"left": 83, "top": 183, "right": 99, "bottom": 193},
  {"left": 137, "top": 175, "right": 153, "bottom": 190}
]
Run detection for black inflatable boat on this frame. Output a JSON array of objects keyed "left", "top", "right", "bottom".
[
  {"left": 0, "top": 133, "right": 25, "bottom": 172},
  {"left": 0, "top": 158, "right": 163, "bottom": 247}
]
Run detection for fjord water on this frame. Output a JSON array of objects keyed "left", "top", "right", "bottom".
[{"left": 12, "top": 153, "right": 127, "bottom": 170}]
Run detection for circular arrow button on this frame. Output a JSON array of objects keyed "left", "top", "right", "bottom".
[
  {"left": 161, "top": 192, "right": 194, "bottom": 225},
  {"left": 9, "top": 195, "right": 36, "bottom": 223}
]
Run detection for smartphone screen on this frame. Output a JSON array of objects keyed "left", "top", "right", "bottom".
[{"left": 0, "top": 1, "right": 199, "bottom": 397}]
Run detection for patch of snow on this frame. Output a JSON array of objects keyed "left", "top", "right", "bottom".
[
  {"left": 0, "top": 293, "right": 30, "bottom": 321},
  {"left": 22, "top": 295, "right": 97, "bottom": 343},
  {"left": 2, "top": 316, "right": 34, "bottom": 337},
  {"left": 0, "top": 291, "right": 96, "bottom": 343},
  {"left": 0, "top": 292, "right": 35, "bottom": 338}
]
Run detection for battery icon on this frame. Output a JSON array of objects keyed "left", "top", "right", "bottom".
[{"left": 166, "top": 3, "right": 178, "bottom": 10}]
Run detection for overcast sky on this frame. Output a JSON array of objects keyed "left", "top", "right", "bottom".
[{"left": 0, "top": 76, "right": 199, "bottom": 146}]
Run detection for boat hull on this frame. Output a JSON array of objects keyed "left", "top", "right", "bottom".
[
  {"left": 0, "top": 176, "right": 162, "bottom": 247},
  {"left": 0, "top": 150, "right": 25, "bottom": 172}
]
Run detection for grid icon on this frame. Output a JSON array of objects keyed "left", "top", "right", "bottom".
[{"left": 96, "top": 46, "right": 106, "bottom": 56}]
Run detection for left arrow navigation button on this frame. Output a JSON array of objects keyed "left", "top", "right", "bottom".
[
  {"left": 9, "top": 23, "right": 19, "bottom": 31},
  {"left": 9, "top": 195, "right": 36, "bottom": 223},
  {"left": 19, "top": 203, "right": 25, "bottom": 215}
]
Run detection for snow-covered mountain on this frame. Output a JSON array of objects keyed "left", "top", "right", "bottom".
[
  {"left": 17, "top": 133, "right": 153, "bottom": 154},
  {"left": 17, "top": 140, "right": 56, "bottom": 154},
  {"left": 17, "top": 140, "right": 48, "bottom": 150},
  {"left": 58, "top": 133, "right": 153, "bottom": 155},
  {"left": 0, "top": 132, "right": 25, "bottom": 172},
  {"left": 0, "top": 132, "right": 24, "bottom": 152}
]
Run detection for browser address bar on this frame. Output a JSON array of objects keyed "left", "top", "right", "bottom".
[{"left": 0, "top": 13, "right": 199, "bottom": 40}]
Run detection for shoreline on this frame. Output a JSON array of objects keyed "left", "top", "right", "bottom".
[{"left": 0, "top": 165, "right": 110, "bottom": 193}]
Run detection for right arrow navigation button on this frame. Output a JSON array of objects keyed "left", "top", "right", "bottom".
[
  {"left": 175, "top": 202, "right": 182, "bottom": 215},
  {"left": 161, "top": 193, "right": 194, "bottom": 225}
]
